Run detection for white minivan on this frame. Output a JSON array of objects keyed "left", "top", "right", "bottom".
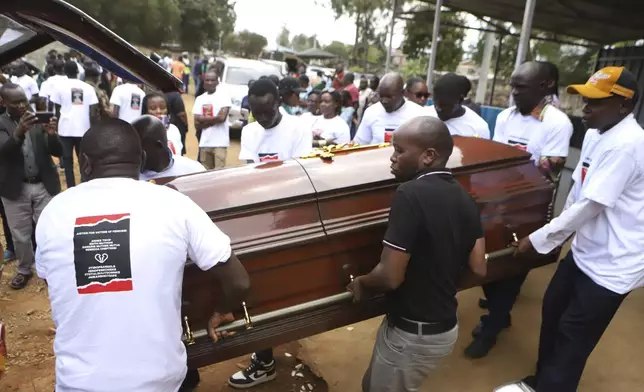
[{"left": 211, "top": 57, "right": 279, "bottom": 133}]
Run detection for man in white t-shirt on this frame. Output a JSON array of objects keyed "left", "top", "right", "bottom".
[
  {"left": 193, "top": 70, "right": 232, "bottom": 170},
  {"left": 110, "top": 79, "right": 145, "bottom": 123},
  {"left": 39, "top": 59, "right": 68, "bottom": 112},
  {"left": 50, "top": 61, "right": 100, "bottom": 189},
  {"left": 35, "top": 118, "right": 250, "bottom": 392},
  {"left": 9, "top": 61, "right": 38, "bottom": 103},
  {"left": 132, "top": 115, "right": 205, "bottom": 181},
  {"left": 238, "top": 78, "right": 312, "bottom": 165},
  {"left": 229, "top": 78, "right": 312, "bottom": 389},
  {"left": 353, "top": 72, "right": 424, "bottom": 145},
  {"left": 424, "top": 73, "right": 490, "bottom": 139},
  {"left": 466, "top": 61, "right": 573, "bottom": 359},
  {"left": 510, "top": 67, "right": 644, "bottom": 392}
]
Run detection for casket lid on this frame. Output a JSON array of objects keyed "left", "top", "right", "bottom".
[
  {"left": 168, "top": 138, "right": 531, "bottom": 214},
  {"left": 297, "top": 137, "right": 530, "bottom": 193}
]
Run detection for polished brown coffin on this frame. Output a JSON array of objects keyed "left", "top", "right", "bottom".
[{"left": 166, "top": 138, "right": 559, "bottom": 368}]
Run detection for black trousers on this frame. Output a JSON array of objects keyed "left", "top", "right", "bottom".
[
  {"left": 536, "top": 251, "right": 627, "bottom": 392},
  {"left": 480, "top": 272, "right": 529, "bottom": 338},
  {"left": 256, "top": 348, "right": 274, "bottom": 363},
  {"left": 59, "top": 136, "right": 82, "bottom": 188}
]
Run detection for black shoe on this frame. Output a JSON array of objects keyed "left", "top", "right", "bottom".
[
  {"left": 478, "top": 298, "right": 488, "bottom": 309},
  {"left": 471, "top": 315, "right": 512, "bottom": 339},
  {"left": 464, "top": 337, "right": 497, "bottom": 359},
  {"left": 179, "top": 368, "right": 200, "bottom": 391},
  {"left": 228, "top": 352, "right": 277, "bottom": 389}
]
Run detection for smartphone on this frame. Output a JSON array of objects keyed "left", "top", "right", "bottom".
[{"left": 35, "top": 112, "right": 54, "bottom": 123}]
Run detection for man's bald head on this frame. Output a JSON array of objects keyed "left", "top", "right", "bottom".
[
  {"left": 390, "top": 116, "right": 454, "bottom": 181},
  {"left": 80, "top": 118, "right": 143, "bottom": 181},
  {"left": 131, "top": 115, "right": 171, "bottom": 173},
  {"left": 399, "top": 116, "right": 454, "bottom": 161},
  {"left": 380, "top": 72, "right": 404, "bottom": 92},
  {"left": 378, "top": 72, "right": 405, "bottom": 113},
  {"left": 513, "top": 61, "right": 550, "bottom": 82},
  {"left": 510, "top": 61, "right": 552, "bottom": 114}
]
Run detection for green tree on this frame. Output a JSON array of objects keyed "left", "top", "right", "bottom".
[
  {"left": 470, "top": 24, "right": 595, "bottom": 86},
  {"left": 68, "top": 0, "right": 181, "bottom": 47},
  {"left": 291, "top": 34, "right": 320, "bottom": 52},
  {"left": 324, "top": 41, "right": 351, "bottom": 60},
  {"left": 176, "top": 0, "right": 236, "bottom": 52},
  {"left": 401, "top": 5, "right": 466, "bottom": 72},
  {"left": 329, "top": 0, "right": 391, "bottom": 69},
  {"left": 224, "top": 31, "right": 268, "bottom": 58},
  {"left": 401, "top": 57, "right": 428, "bottom": 79},
  {"left": 277, "top": 26, "right": 291, "bottom": 47},
  {"left": 67, "top": 0, "right": 236, "bottom": 52}
]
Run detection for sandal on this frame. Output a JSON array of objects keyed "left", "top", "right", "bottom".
[{"left": 10, "top": 273, "right": 32, "bottom": 290}]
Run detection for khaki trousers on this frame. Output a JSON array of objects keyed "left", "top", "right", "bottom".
[{"left": 199, "top": 147, "right": 227, "bottom": 170}]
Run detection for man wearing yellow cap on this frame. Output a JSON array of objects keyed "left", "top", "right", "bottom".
[
  {"left": 466, "top": 61, "right": 574, "bottom": 359},
  {"left": 511, "top": 66, "right": 644, "bottom": 391}
]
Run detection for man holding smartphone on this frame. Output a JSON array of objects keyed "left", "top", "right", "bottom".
[{"left": 0, "top": 83, "right": 61, "bottom": 290}]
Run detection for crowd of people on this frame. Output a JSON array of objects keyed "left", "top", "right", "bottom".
[{"left": 1, "top": 47, "right": 644, "bottom": 392}]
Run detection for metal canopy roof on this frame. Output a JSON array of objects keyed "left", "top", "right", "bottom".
[
  {"left": 429, "top": 0, "right": 644, "bottom": 45},
  {"left": 297, "top": 48, "right": 338, "bottom": 59}
]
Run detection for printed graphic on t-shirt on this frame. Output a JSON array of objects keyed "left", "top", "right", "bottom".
[
  {"left": 130, "top": 94, "right": 141, "bottom": 110},
  {"left": 508, "top": 139, "right": 528, "bottom": 152},
  {"left": 384, "top": 128, "right": 395, "bottom": 143},
  {"left": 581, "top": 160, "right": 590, "bottom": 184},
  {"left": 312, "top": 128, "right": 324, "bottom": 138},
  {"left": 73, "top": 213, "right": 133, "bottom": 294},
  {"left": 168, "top": 141, "right": 176, "bottom": 154},
  {"left": 202, "top": 104, "right": 214, "bottom": 117},
  {"left": 258, "top": 152, "right": 279, "bottom": 162},
  {"left": 71, "top": 88, "right": 84, "bottom": 105}
]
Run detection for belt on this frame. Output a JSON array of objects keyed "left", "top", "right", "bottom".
[
  {"left": 23, "top": 175, "right": 42, "bottom": 184},
  {"left": 389, "top": 315, "right": 457, "bottom": 336}
]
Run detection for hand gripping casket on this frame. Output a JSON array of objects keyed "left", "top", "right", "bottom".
[{"left": 162, "top": 138, "right": 559, "bottom": 368}]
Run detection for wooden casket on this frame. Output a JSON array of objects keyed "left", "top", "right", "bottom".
[{"left": 163, "top": 138, "right": 560, "bottom": 369}]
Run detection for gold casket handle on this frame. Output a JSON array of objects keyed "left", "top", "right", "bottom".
[{"left": 484, "top": 231, "right": 519, "bottom": 261}]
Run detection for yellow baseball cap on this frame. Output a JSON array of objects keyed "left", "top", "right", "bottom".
[{"left": 567, "top": 66, "right": 638, "bottom": 99}]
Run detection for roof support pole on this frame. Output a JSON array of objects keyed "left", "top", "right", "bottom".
[
  {"left": 385, "top": 0, "right": 397, "bottom": 72},
  {"left": 514, "top": 0, "right": 537, "bottom": 70},
  {"left": 476, "top": 31, "right": 496, "bottom": 103},
  {"left": 426, "top": 0, "right": 443, "bottom": 90},
  {"left": 509, "top": 0, "right": 537, "bottom": 105}
]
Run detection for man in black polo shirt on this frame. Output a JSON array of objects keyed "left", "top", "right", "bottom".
[{"left": 348, "top": 116, "right": 487, "bottom": 392}]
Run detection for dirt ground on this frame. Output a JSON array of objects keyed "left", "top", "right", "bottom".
[{"left": 2, "top": 92, "right": 644, "bottom": 391}]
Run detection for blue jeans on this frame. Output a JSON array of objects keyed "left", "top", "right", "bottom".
[
  {"left": 59, "top": 136, "right": 82, "bottom": 188},
  {"left": 182, "top": 74, "right": 190, "bottom": 93}
]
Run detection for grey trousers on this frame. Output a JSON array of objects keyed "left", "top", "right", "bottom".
[
  {"left": 2, "top": 183, "right": 52, "bottom": 275},
  {"left": 362, "top": 317, "right": 459, "bottom": 392}
]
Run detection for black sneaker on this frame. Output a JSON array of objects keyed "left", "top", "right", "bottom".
[
  {"left": 464, "top": 336, "right": 497, "bottom": 359},
  {"left": 471, "top": 314, "right": 512, "bottom": 339},
  {"left": 228, "top": 353, "right": 277, "bottom": 389}
]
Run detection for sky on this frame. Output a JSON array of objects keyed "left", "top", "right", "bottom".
[{"left": 233, "top": 0, "right": 480, "bottom": 52}]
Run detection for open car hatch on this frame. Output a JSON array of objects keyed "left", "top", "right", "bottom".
[{"left": 0, "top": 0, "right": 182, "bottom": 92}]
